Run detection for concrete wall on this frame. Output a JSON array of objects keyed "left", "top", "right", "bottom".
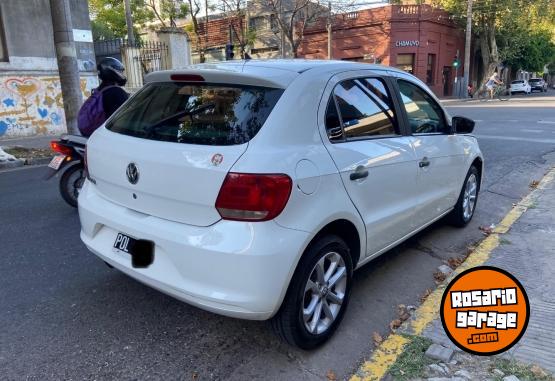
[
  {"left": 0, "top": 0, "right": 98, "bottom": 138},
  {"left": 0, "top": 0, "right": 95, "bottom": 71}
]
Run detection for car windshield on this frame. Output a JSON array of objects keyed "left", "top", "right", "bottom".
[{"left": 106, "top": 82, "right": 284, "bottom": 146}]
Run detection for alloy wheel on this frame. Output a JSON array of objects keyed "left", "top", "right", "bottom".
[
  {"left": 462, "top": 173, "right": 478, "bottom": 221},
  {"left": 302, "top": 251, "right": 347, "bottom": 335}
]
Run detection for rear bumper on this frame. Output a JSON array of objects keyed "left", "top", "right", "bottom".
[{"left": 78, "top": 181, "right": 309, "bottom": 320}]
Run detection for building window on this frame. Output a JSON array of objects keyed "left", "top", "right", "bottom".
[
  {"left": 251, "top": 46, "right": 279, "bottom": 54},
  {"left": 426, "top": 54, "right": 436, "bottom": 84},
  {"left": 396, "top": 54, "right": 414, "bottom": 74},
  {"left": 0, "top": 7, "right": 7, "bottom": 62},
  {"left": 249, "top": 16, "right": 266, "bottom": 31},
  {"left": 269, "top": 14, "right": 278, "bottom": 30}
]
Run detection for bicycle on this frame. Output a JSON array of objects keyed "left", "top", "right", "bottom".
[{"left": 477, "top": 83, "right": 511, "bottom": 101}]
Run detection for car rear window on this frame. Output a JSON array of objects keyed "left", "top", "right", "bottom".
[
  {"left": 106, "top": 82, "right": 284, "bottom": 145},
  {"left": 529, "top": 79, "right": 541, "bottom": 83},
  {"left": 512, "top": 80, "right": 524, "bottom": 84}
]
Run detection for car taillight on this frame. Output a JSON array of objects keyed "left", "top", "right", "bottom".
[
  {"left": 215, "top": 173, "right": 292, "bottom": 222},
  {"left": 84, "top": 145, "right": 95, "bottom": 184},
  {"left": 50, "top": 140, "right": 73, "bottom": 156}
]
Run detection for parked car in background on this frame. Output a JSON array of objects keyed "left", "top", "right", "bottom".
[
  {"left": 529, "top": 78, "right": 548, "bottom": 92},
  {"left": 510, "top": 80, "right": 531, "bottom": 95},
  {"left": 79, "top": 60, "right": 483, "bottom": 349}
]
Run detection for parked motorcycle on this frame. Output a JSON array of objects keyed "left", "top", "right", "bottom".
[{"left": 46, "top": 135, "right": 87, "bottom": 207}]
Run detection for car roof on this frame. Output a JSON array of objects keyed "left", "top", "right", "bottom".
[{"left": 145, "top": 59, "right": 403, "bottom": 88}]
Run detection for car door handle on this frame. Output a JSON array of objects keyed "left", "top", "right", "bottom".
[
  {"left": 419, "top": 158, "right": 430, "bottom": 168},
  {"left": 350, "top": 166, "right": 369, "bottom": 181}
]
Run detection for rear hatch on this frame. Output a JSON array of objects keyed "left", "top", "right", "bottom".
[{"left": 87, "top": 79, "right": 284, "bottom": 226}]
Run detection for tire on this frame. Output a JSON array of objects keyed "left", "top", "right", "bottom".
[
  {"left": 449, "top": 166, "right": 480, "bottom": 227},
  {"left": 498, "top": 88, "right": 510, "bottom": 101},
  {"left": 271, "top": 235, "right": 353, "bottom": 349},
  {"left": 59, "top": 162, "right": 85, "bottom": 208}
]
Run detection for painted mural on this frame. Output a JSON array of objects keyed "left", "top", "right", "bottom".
[{"left": 0, "top": 75, "right": 98, "bottom": 138}]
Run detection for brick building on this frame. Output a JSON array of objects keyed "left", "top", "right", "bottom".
[{"left": 299, "top": 4, "right": 466, "bottom": 97}]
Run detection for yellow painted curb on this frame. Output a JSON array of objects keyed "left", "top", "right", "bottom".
[{"left": 350, "top": 167, "right": 555, "bottom": 381}]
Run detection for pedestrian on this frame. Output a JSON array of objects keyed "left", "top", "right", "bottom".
[{"left": 78, "top": 57, "right": 129, "bottom": 137}]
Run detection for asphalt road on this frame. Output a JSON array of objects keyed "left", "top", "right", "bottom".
[{"left": 1, "top": 93, "right": 554, "bottom": 380}]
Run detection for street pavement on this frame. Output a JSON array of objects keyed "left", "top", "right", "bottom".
[{"left": 1, "top": 93, "right": 554, "bottom": 380}]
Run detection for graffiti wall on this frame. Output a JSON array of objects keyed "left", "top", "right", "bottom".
[{"left": 0, "top": 74, "right": 98, "bottom": 138}]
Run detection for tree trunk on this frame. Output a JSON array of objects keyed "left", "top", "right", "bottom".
[{"left": 478, "top": 20, "right": 499, "bottom": 86}]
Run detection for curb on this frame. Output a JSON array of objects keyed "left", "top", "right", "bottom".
[
  {"left": 0, "top": 159, "right": 25, "bottom": 170},
  {"left": 0, "top": 157, "right": 51, "bottom": 171},
  {"left": 350, "top": 166, "right": 555, "bottom": 381}
]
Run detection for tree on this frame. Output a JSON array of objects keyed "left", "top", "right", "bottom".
[
  {"left": 145, "top": 0, "right": 189, "bottom": 28},
  {"left": 433, "top": 0, "right": 555, "bottom": 83},
  {"left": 89, "top": 0, "right": 154, "bottom": 41},
  {"left": 263, "top": 0, "right": 330, "bottom": 58},
  {"left": 220, "top": 0, "right": 256, "bottom": 58},
  {"left": 185, "top": 0, "right": 206, "bottom": 62},
  {"left": 498, "top": 26, "right": 555, "bottom": 73}
]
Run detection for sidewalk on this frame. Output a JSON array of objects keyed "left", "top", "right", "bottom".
[
  {"left": 0, "top": 134, "right": 57, "bottom": 149},
  {"left": 0, "top": 135, "right": 56, "bottom": 170},
  {"left": 353, "top": 167, "right": 555, "bottom": 381}
]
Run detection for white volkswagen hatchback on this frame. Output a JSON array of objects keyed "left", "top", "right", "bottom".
[{"left": 79, "top": 60, "right": 483, "bottom": 349}]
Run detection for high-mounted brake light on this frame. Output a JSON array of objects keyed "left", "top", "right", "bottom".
[
  {"left": 170, "top": 74, "right": 205, "bottom": 82},
  {"left": 215, "top": 173, "right": 292, "bottom": 222},
  {"left": 50, "top": 141, "right": 73, "bottom": 156}
]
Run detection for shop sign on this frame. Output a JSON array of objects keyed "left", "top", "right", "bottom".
[{"left": 395, "top": 40, "right": 420, "bottom": 47}]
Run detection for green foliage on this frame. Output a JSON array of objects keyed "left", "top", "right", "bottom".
[
  {"left": 89, "top": 0, "right": 154, "bottom": 41},
  {"left": 159, "top": 0, "right": 189, "bottom": 26},
  {"left": 89, "top": 0, "right": 189, "bottom": 41},
  {"left": 499, "top": 26, "right": 555, "bottom": 72},
  {"left": 388, "top": 335, "right": 434, "bottom": 381},
  {"left": 433, "top": 0, "right": 555, "bottom": 72}
]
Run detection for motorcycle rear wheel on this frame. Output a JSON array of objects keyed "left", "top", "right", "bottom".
[{"left": 59, "top": 163, "right": 85, "bottom": 208}]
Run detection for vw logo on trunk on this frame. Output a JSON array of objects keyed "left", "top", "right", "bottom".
[{"left": 126, "top": 163, "right": 139, "bottom": 184}]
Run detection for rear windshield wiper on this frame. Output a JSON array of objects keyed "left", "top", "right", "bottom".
[{"left": 144, "top": 103, "right": 216, "bottom": 136}]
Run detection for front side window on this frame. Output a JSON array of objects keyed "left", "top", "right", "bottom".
[
  {"left": 332, "top": 79, "right": 398, "bottom": 140},
  {"left": 398, "top": 79, "right": 447, "bottom": 134},
  {"left": 107, "top": 82, "right": 283, "bottom": 146}
]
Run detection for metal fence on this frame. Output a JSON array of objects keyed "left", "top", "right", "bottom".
[{"left": 93, "top": 39, "right": 169, "bottom": 91}]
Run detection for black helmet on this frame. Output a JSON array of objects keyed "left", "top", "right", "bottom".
[{"left": 97, "top": 57, "right": 127, "bottom": 86}]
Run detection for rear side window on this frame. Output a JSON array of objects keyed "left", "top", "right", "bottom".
[
  {"left": 106, "top": 82, "right": 283, "bottom": 145},
  {"left": 331, "top": 79, "right": 398, "bottom": 140}
]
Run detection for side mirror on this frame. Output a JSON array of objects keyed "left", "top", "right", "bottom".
[{"left": 452, "top": 116, "right": 475, "bottom": 134}]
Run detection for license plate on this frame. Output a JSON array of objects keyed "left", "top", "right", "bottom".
[
  {"left": 113, "top": 233, "right": 154, "bottom": 268},
  {"left": 48, "top": 155, "right": 66, "bottom": 170}
]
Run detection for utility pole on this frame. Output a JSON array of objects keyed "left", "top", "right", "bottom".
[
  {"left": 280, "top": 1, "right": 285, "bottom": 58},
  {"left": 326, "top": 1, "right": 332, "bottom": 59},
  {"left": 49, "top": 0, "right": 82, "bottom": 135},
  {"left": 463, "top": 0, "right": 473, "bottom": 98},
  {"left": 124, "top": 0, "right": 136, "bottom": 46}
]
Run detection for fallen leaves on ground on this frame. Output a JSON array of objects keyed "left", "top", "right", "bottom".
[
  {"left": 420, "top": 288, "right": 432, "bottom": 303},
  {"left": 372, "top": 331, "right": 383, "bottom": 346},
  {"left": 326, "top": 369, "right": 337, "bottom": 380},
  {"left": 530, "top": 180, "right": 540, "bottom": 189},
  {"left": 479, "top": 224, "right": 496, "bottom": 235},
  {"left": 434, "top": 271, "right": 447, "bottom": 283},
  {"left": 448, "top": 256, "right": 465, "bottom": 269},
  {"left": 389, "top": 319, "right": 402, "bottom": 331},
  {"left": 3, "top": 146, "right": 52, "bottom": 159}
]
